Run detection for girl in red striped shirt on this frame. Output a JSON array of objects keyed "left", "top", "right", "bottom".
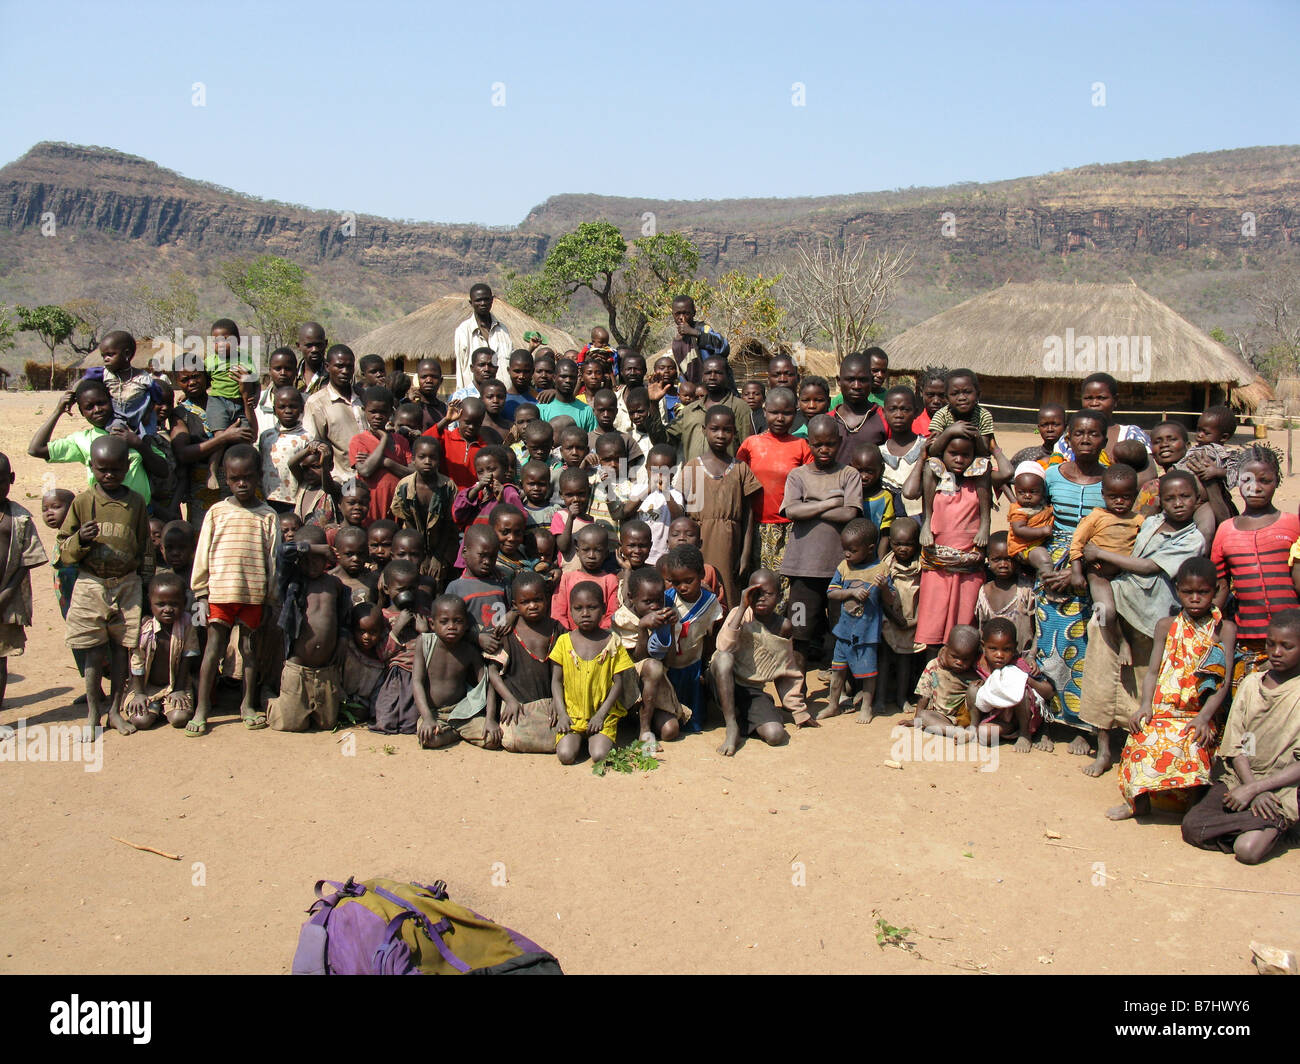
[{"left": 1211, "top": 445, "right": 1300, "bottom": 673}]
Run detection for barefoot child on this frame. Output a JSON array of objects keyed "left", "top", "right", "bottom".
[
  {"left": 191, "top": 445, "right": 281, "bottom": 735},
  {"left": 824, "top": 518, "right": 887, "bottom": 723},
  {"left": 781, "top": 415, "right": 864, "bottom": 669},
  {"left": 340, "top": 603, "right": 392, "bottom": 724},
  {"left": 267, "top": 525, "right": 348, "bottom": 731},
  {"left": 916, "top": 432, "right": 990, "bottom": 651},
  {"left": 968, "top": 618, "right": 1053, "bottom": 752},
  {"left": 611, "top": 565, "right": 691, "bottom": 747},
  {"left": 712, "top": 569, "right": 803, "bottom": 752},
  {"left": 1180, "top": 608, "right": 1300, "bottom": 864},
  {"left": 123, "top": 571, "right": 199, "bottom": 730},
  {"left": 975, "top": 532, "right": 1037, "bottom": 659},
  {"left": 0, "top": 454, "right": 46, "bottom": 711},
  {"left": 411, "top": 596, "right": 492, "bottom": 749},
  {"left": 487, "top": 571, "right": 562, "bottom": 753},
  {"left": 1109, "top": 557, "right": 1235, "bottom": 821},
  {"left": 912, "top": 624, "right": 982, "bottom": 740},
  {"left": 55, "top": 436, "right": 149, "bottom": 737},
  {"left": 369, "top": 560, "right": 432, "bottom": 735},
  {"left": 550, "top": 581, "right": 636, "bottom": 765},
  {"left": 680, "top": 407, "right": 759, "bottom": 606},
  {"left": 877, "top": 517, "right": 924, "bottom": 714},
  {"left": 661, "top": 543, "right": 724, "bottom": 731}
]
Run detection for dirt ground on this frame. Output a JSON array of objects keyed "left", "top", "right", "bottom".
[{"left": 1, "top": 390, "right": 1296, "bottom": 975}]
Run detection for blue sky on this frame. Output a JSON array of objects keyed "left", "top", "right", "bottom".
[{"left": 2, "top": 0, "right": 1296, "bottom": 226}]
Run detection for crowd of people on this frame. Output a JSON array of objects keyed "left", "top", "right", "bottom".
[{"left": 2, "top": 282, "right": 1297, "bottom": 867}]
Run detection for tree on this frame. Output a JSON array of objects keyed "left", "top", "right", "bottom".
[
  {"left": 780, "top": 237, "right": 913, "bottom": 357},
  {"left": 0, "top": 306, "right": 14, "bottom": 358},
  {"left": 16, "top": 305, "right": 79, "bottom": 386},
  {"left": 121, "top": 271, "right": 200, "bottom": 339},
  {"left": 507, "top": 222, "right": 702, "bottom": 353},
  {"left": 62, "top": 298, "right": 116, "bottom": 355},
  {"left": 218, "top": 254, "right": 316, "bottom": 351},
  {"left": 1250, "top": 261, "right": 1300, "bottom": 380},
  {"left": 695, "top": 270, "right": 786, "bottom": 360}
]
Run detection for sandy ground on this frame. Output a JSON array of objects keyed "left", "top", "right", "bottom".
[{"left": 0, "top": 390, "right": 1296, "bottom": 975}]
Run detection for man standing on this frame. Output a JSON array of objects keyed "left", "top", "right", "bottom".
[
  {"left": 453, "top": 283, "right": 513, "bottom": 391},
  {"left": 296, "top": 322, "right": 329, "bottom": 396},
  {"left": 305, "top": 345, "right": 367, "bottom": 479},
  {"left": 669, "top": 295, "right": 728, "bottom": 387}
]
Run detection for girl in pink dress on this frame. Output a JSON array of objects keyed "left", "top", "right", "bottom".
[{"left": 916, "top": 435, "right": 991, "bottom": 649}]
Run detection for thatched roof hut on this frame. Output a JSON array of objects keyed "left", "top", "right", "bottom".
[
  {"left": 882, "top": 281, "right": 1269, "bottom": 422},
  {"left": 81, "top": 337, "right": 189, "bottom": 374},
  {"left": 348, "top": 298, "right": 580, "bottom": 373}
]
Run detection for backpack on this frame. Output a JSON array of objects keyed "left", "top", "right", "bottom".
[{"left": 292, "top": 876, "right": 563, "bottom": 975}]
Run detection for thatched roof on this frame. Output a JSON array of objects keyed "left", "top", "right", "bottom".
[
  {"left": 81, "top": 337, "right": 188, "bottom": 373},
  {"left": 883, "top": 281, "right": 1257, "bottom": 387},
  {"left": 348, "top": 298, "right": 579, "bottom": 364},
  {"left": 1231, "top": 375, "right": 1276, "bottom": 414}
]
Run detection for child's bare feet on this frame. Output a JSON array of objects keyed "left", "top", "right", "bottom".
[
  {"left": 1105, "top": 803, "right": 1135, "bottom": 820},
  {"left": 717, "top": 724, "right": 740, "bottom": 757},
  {"left": 107, "top": 706, "right": 137, "bottom": 735},
  {"left": 1013, "top": 735, "right": 1032, "bottom": 752},
  {"left": 1082, "top": 747, "right": 1112, "bottom": 777},
  {"left": 856, "top": 702, "right": 874, "bottom": 724},
  {"left": 1067, "top": 734, "right": 1091, "bottom": 756},
  {"left": 1117, "top": 638, "right": 1133, "bottom": 667},
  {"left": 815, "top": 699, "right": 844, "bottom": 720},
  {"left": 638, "top": 730, "right": 660, "bottom": 753}
]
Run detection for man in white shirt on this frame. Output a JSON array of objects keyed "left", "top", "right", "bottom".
[{"left": 453, "top": 283, "right": 513, "bottom": 390}]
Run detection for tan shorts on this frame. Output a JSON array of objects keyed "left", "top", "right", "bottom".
[
  {"left": 268, "top": 660, "right": 342, "bottom": 732},
  {"left": 65, "top": 573, "right": 142, "bottom": 650},
  {"left": 0, "top": 623, "right": 26, "bottom": 657}
]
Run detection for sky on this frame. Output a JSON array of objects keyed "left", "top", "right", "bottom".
[{"left": 1, "top": 0, "right": 1297, "bottom": 226}]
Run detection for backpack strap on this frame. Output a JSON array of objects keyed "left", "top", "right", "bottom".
[
  {"left": 313, "top": 878, "right": 364, "bottom": 901},
  {"left": 372, "top": 886, "right": 471, "bottom": 974}
]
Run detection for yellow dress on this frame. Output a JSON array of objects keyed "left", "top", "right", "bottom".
[{"left": 548, "top": 631, "right": 634, "bottom": 741}]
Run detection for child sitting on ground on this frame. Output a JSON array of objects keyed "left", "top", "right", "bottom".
[
  {"left": 611, "top": 565, "right": 690, "bottom": 748},
  {"left": 975, "top": 531, "right": 1037, "bottom": 658},
  {"left": 340, "top": 602, "right": 392, "bottom": 724},
  {"left": 711, "top": 569, "right": 803, "bottom": 753},
  {"left": 823, "top": 518, "right": 887, "bottom": 723},
  {"left": 411, "top": 595, "right": 493, "bottom": 749},
  {"left": 1180, "top": 607, "right": 1300, "bottom": 865},
  {"left": 877, "top": 516, "right": 924, "bottom": 714},
  {"left": 553, "top": 524, "right": 619, "bottom": 629},
  {"left": 0, "top": 453, "right": 48, "bottom": 712},
  {"left": 486, "top": 571, "right": 562, "bottom": 753},
  {"left": 967, "top": 617, "right": 1054, "bottom": 752},
  {"left": 369, "top": 559, "right": 433, "bottom": 735},
  {"left": 268, "top": 524, "right": 349, "bottom": 732},
  {"left": 661, "top": 543, "right": 725, "bottom": 732},
  {"left": 123, "top": 570, "right": 199, "bottom": 730},
  {"left": 549, "top": 581, "right": 636, "bottom": 765},
  {"left": 56, "top": 436, "right": 150, "bottom": 738},
  {"left": 1007, "top": 463, "right": 1055, "bottom": 580},
  {"left": 912, "top": 624, "right": 983, "bottom": 740}
]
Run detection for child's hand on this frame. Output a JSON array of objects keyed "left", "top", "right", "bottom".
[
  {"left": 477, "top": 630, "right": 502, "bottom": 655},
  {"left": 1183, "top": 713, "right": 1214, "bottom": 745},
  {"left": 1130, "top": 704, "right": 1154, "bottom": 733},
  {"left": 482, "top": 719, "right": 502, "bottom": 749},
  {"left": 1081, "top": 543, "right": 1101, "bottom": 563},
  {"left": 851, "top": 585, "right": 872, "bottom": 603},
  {"left": 1249, "top": 790, "right": 1282, "bottom": 821},
  {"left": 110, "top": 424, "right": 143, "bottom": 449},
  {"left": 126, "top": 693, "right": 149, "bottom": 716},
  {"left": 499, "top": 697, "right": 522, "bottom": 725},
  {"left": 567, "top": 500, "right": 585, "bottom": 517},
  {"left": 580, "top": 452, "right": 598, "bottom": 469},
  {"left": 974, "top": 526, "right": 989, "bottom": 549},
  {"left": 871, "top": 568, "right": 889, "bottom": 588},
  {"left": 919, "top": 525, "right": 934, "bottom": 549},
  {"left": 445, "top": 399, "right": 463, "bottom": 422},
  {"left": 416, "top": 715, "right": 439, "bottom": 747},
  {"left": 78, "top": 521, "right": 100, "bottom": 545},
  {"left": 1223, "top": 782, "right": 1257, "bottom": 812},
  {"left": 58, "top": 390, "right": 77, "bottom": 416}
]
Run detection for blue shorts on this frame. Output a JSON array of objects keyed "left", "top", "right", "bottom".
[
  {"left": 831, "top": 640, "right": 878, "bottom": 679},
  {"left": 667, "top": 661, "right": 704, "bottom": 732}
]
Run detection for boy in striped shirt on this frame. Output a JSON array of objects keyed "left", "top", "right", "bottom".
[{"left": 191, "top": 444, "right": 281, "bottom": 735}]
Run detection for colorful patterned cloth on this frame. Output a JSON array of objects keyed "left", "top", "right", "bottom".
[{"left": 1116, "top": 609, "right": 1227, "bottom": 811}]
